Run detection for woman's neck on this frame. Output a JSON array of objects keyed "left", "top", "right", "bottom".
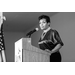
[{"left": 43, "top": 27, "right": 51, "bottom": 33}]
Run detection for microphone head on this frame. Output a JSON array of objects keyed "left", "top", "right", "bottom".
[{"left": 35, "top": 28, "right": 39, "bottom": 31}]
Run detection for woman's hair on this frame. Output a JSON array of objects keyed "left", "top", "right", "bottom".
[{"left": 38, "top": 15, "right": 51, "bottom": 23}]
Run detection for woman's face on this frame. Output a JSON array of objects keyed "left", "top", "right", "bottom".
[{"left": 39, "top": 18, "right": 49, "bottom": 30}]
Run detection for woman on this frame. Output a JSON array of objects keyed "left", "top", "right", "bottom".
[{"left": 38, "top": 15, "right": 64, "bottom": 62}]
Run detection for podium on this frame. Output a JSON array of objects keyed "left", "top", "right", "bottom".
[{"left": 15, "top": 38, "right": 50, "bottom": 62}]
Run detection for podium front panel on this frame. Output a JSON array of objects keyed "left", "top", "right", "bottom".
[{"left": 23, "top": 49, "right": 50, "bottom": 62}]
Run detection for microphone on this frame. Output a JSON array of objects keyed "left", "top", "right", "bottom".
[{"left": 26, "top": 28, "right": 39, "bottom": 37}]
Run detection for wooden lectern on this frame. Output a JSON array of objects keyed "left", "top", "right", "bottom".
[{"left": 15, "top": 38, "right": 50, "bottom": 62}]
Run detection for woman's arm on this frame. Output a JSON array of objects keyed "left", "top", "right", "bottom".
[
  {"left": 50, "top": 44, "right": 62, "bottom": 54},
  {"left": 50, "top": 30, "right": 64, "bottom": 54},
  {"left": 45, "top": 44, "right": 62, "bottom": 55}
]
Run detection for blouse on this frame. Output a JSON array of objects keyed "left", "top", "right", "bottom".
[{"left": 38, "top": 29, "right": 64, "bottom": 51}]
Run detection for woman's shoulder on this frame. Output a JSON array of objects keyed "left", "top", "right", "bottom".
[
  {"left": 49, "top": 28, "right": 57, "bottom": 33},
  {"left": 50, "top": 29, "right": 59, "bottom": 33}
]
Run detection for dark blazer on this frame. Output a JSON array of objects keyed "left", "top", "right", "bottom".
[{"left": 38, "top": 29, "right": 64, "bottom": 51}]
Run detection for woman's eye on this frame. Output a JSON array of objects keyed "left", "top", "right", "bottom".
[{"left": 43, "top": 22, "right": 46, "bottom": 23}]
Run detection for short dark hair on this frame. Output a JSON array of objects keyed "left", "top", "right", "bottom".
[{"left": 38, "top": 15, "right": 51, "bottom": 23}]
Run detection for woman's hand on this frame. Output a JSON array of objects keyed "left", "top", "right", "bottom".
[{"left": 45, "top": 49, "right": 52, "bottom": 55}]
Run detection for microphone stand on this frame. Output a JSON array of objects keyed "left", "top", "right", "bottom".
[
  {"left": 27, "top": 34, "right": 31, "bottom": 38},
  {"left": 26, "top": 30, "right": 35, "bottom": 38},
  {"left": 26, "top": 28, "right": 39, "bottom": 38},
  {"left": 26, "top": 32, "right": 32, "bottom": 38}
]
